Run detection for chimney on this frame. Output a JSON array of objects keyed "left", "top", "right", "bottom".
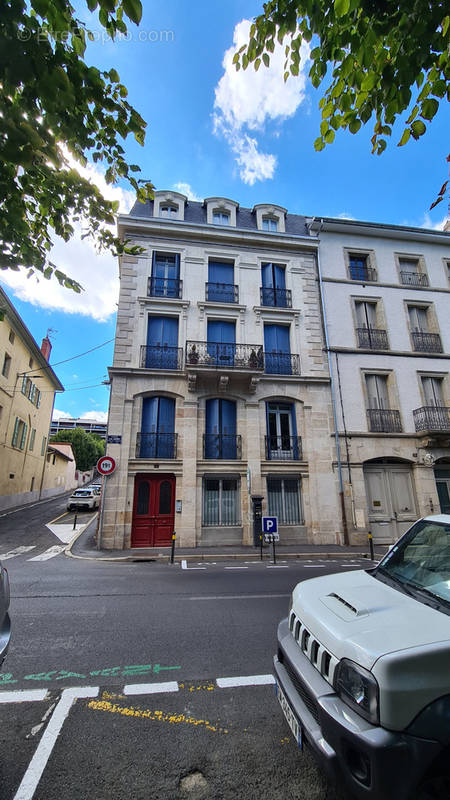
[{"left": 41, "top": 335, "right": 52, "bottom": 361}]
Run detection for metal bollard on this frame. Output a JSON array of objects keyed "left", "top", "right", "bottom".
[
  {"left": 368, "top": 530, "right": 374, "bottom": 561},
  {"left": 73, "top": 513, "right": 77, "bottom": 531},
  {"left": 170, "top": 531, "right": 176, "bottom": 564},
  {"left": 272, "top": 535, "right": 277, "bottom": 565}
]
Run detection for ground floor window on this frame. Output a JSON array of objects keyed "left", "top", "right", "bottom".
[
  {"left": 203, "top": 477, "right": 240, "bottom": 526},
  {"left": 267, "top": 477, "right": 302, "bottom": 524}
]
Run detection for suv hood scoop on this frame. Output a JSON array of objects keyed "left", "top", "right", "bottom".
[{"left": 320, "top": 591, "right": 368, "bottom": 620}]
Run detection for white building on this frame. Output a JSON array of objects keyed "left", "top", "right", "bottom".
[
  {"left": 309, "top": 217, "right": 450, "bottom": 545},
  {"left": 99, "top": 192, "right": 342, "bottom": 550}
]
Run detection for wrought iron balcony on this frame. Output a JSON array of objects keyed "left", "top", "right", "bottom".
[
  {"left": 367, "top": 408, "right": 402, "bottom": 433},
  {"left": 265, "top": 435, "right": 302, "bottom": 460},
  {"left": 205, "top": 282, "right": 239, "bottom": 303},
  {"left": 349, "top": 265, "right": 377, "bottom": 282},
  {"left": 186, "top": 341, "right": 264, "bottom": 370},
  {"left": 356, "top": 327, "right": 389, "bottom": 350},
  {"left": 136, "top": 432, "right": 178, "bottom": 459},
  {"left": 411, "top": 331, "right": 443, "bottom": 353},
  {"left": 148, "top": 277, "right": 183, "bottom": 299},
  {"left": 203, "top": 434, "right": 242, "bottom": 459},
  {"left": 400, "top": 271, "right": 429, "bottom": 287},
  {"left": 413, "top": 406, "right": 450, "bottom": 434},
  {"left": 264, "top": 352, "right": 300, "bottom": 375},
  {"left": 260, "top": 287, "right": 292, "bottom": 308},
  {"left": 140, "top": 345, "right": 183, "bottom": 370}
]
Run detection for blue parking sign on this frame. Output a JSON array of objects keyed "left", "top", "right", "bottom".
[{"left": 262, "top": 516, "right": 278, "bottom": 534}]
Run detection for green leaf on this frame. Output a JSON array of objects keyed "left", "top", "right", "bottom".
[
  {"left": 398, "top": 128, "right": 411, "bottom": 146},
  {"left": 122, "top": 0, "right": 142, "bottom": 25},
  {"left": 109, "top": 69, "right": 120, "bottom": 83},
  {"left": 334, "top": 0, "right": 350, "bottom": 18},
  {"left": 262, "top": 53, "right": 270, "bottom": 67},
  {"left": 411, "top": 119, "right": 426, "bottom": 139},
  {"left": 420, "top": 98, "right": 439, "bottom": 120},
  {"left": 314, "top": 137, "right": 326, "bottom": 151}
]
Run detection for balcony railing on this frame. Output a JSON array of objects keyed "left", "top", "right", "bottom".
[
  {"left": 265, "top": 435, "right": 302, "bottom": 460},
  {"left": 264, "top": 352, "right": 300, "bottom": 375},
  {"left": 136, "top": 432, "right": 178, "bottom": 459},
  {"left": 367, "top": 408, "right": 402, "bottom": 433},
  {"left": 411, "top": 331, "right": 443, "bottom": 353},
  {"left": 203, "top": 434, "right": 242, "bottom": 459},
  {"left": 349, "top": 266, "right": 377, "bottom": 282},
  {"left": 400, "top": 271, "right": 429, "bottom": 287},
  {"left": 148, "top": 277, "right": 183, "bottom": 299},
  {"left": 205, "top": 282, "right": 239, "bottom": 303},
  {"left": 260, "top": 287, "right": 292, "bottom": 308},
  {"left": 140, "top": 345, "right": 183, "bottom": 370},
  {"left": 413, "top": 406, "right": 450, "bottom": 433},
  {"left": 356, "top": 327, "right": 389, "bottom": 350},
  {"left": 186, "top": 341, "right": 264, "bottom": 370}
]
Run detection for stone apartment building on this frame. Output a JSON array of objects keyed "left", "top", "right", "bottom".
[
  {"left": 309, "top": 217, "right": 450, "bottom": 545},
  {"left": 100, "top": 192, "right": 342, "bottom": 549},
  {"left": 0, "top": 285, "right": 64, "bottom": 511}
]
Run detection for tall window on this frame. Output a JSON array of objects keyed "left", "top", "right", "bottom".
[
  {"left": 365, "top": 373, "right": 402, "bottom": 432},
  {"left": 408, "top": 305, "right": 428, "bottom": 332},
  {"left": 207, "top": 320, "right": 236, "bottom": 367},
  {"left": 399, "top": 257, "right": 427, "bottom": 286},
  {"left": 355, "top": 301, "right": 388, "bottom": 349},
  {"left": 140, "top": 396, "right": 176, "bottom": 458},
  {"left": 205, "top": 399, "right": 237, "bottom": 459},
  {"left": 261, "top": 263, "right": 289, "bottom": 307},
  {"left": 266, "top": 402, "right": 299, "bottom": 460},
  {"left": 207, "top": 261, "right": 236, "bottom": 303},
  {"left": 421, "top": 376, "right": 444, "bottom": 407},
  {"left": 267, "top": 477, "right": 302, "bottom": 524},
  {"left": 145, "top": 316, "right": 179, "bottom": 369},
  {"left": 213, "top": 211, "right": 230, "bottom": 225},
  {"left": 150, "top": 252, "right": 181, "bottom": 298},
  {"left": 203, "top": 478, "right": 239, "bottom": 526},
  {"left": 365, "top": 373, "right": 390, "bottom": 410},
  {"left": 349, "top": 254, "right": 371, "bottom": 281},
  {"left": 2, "top": 353, "right": 11, "bottom": 378},
  {"left": 264, "top": 324, "right": 291, "bottom": 374},
  {"left": 12, "top": 418, "right": 28, "bottom": 450},
  {"left": 29, "top": 428, "right": 36, "bottom": 451}
]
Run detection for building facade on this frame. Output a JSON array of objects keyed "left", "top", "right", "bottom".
[
  {"left": 310, "top": 217, "right": 450, "bottom": 545},
  {"left": 0, "top": 286, "right": 64, "bottom": 511},
  {"left": 100, "top": 192, "right": 342, "bottom": 549},
  {"left": 50, "top": 417, "right": 107, "bottom": 440}
]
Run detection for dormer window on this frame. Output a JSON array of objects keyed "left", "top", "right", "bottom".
[
  {"left": 262, "top": 217, "right": 278, "bottom": 232},
  {"left": 213, "top": 210, "right": 230, "bottom": 225},
  {"left": 160, "top": 205, "right": 178, "bottom": 218}
]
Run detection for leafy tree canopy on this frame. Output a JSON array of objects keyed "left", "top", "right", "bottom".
[
  {"left": 235, "top": 1, "right": 450, "bottom": 209},
  {"left": 51, "top": 428, "right": 105, "bottom": 471},
  {"left": 0, "top": 0, "right": 152, "bottom": 292}
]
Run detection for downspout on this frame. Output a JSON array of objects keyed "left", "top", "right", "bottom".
[{"left": 313, "top": 218, "right": 349, "bottom": 545}]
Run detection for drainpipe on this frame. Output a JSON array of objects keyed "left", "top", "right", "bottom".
[{"left": 313, "top": 218, "right": 349, "bottom": 545}]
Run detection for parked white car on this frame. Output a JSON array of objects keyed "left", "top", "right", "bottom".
[
  {"left": 66, "top": 488, "right": 100, "bottom": 512},
  {"left": 274, "top": 515, "right": 450, "bottom": 800},
  {"left": 0, "top": 561, "right": 11, "bottom": 668}
]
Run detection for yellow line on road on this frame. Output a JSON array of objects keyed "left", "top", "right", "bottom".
[
  {"left": 48, "top": 511, "right": 70, "bottom": 524},
  {"left": 87, "top": 699, "right": 227, "bottom": 733}
]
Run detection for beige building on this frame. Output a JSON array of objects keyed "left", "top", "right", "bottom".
[
  {"left": 100, "top": 192, "right": 342, "bottom": 549},
  {"left": 0, "top": 286, "right": 64, "bottom": 511},
  {"left": 310, "top": 217, "right": 450, "bottom": 545},
  {"left": 41, "top": 443, "right": 77, "bottom": 499}
]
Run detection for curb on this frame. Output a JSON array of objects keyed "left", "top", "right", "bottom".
[{"left": 65, "top": 546, "right": 383, "bottom": 564}]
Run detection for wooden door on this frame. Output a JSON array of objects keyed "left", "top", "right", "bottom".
[{"left": 131, "top": 475, "right": 175, "bottom": 547}]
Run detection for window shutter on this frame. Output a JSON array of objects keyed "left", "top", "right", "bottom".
[
  {"left": 20, "top": 422, "right": 28, "bottom": 450},
  {"left": 12, "top": 418, "right": 20, "bottom": 447}
]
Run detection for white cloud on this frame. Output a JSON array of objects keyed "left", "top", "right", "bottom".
[
  {"left": 172, "top": 182, "right": 202, "bottom": 201},
  {"left": 213, "top": 18, "right": 310, "bottom": 184},
  {"left": 337, "top": 212, "right": 356, "bottom": 221},
  {"left": 1, "top": 155, "right": 136, "bottom": 321},
  {"left": 421, "top": 212, "right": 449, "bottom": 231},
  {"left": 80, "top": 410, "right": 108, "bottom": 422},
  {"left": 52, "top": 409, "right": 72, "bottom": 420}
]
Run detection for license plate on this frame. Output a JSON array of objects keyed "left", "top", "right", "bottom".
[{"left": 276, "top": 683, "right": 302, "bottom": 748}]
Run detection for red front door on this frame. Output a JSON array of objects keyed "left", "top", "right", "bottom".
[{"left": 131, "top": 474, "right": 175, "bottom": 547}]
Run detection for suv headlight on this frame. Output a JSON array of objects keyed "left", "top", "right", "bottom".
[{"left": 334, "top": 659, "right": 379, "bottom": 724}]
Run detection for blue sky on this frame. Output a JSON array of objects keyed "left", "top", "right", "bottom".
[{"left": 2, "top": 0, "right": 449, "bottom": 421}]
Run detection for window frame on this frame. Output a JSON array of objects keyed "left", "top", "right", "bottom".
[
  {"left": 2, "top": 352, "right": 11, "bottom": 378},
  {"left": 202, "top": 475, "right": 240, "bottom": 526},
  {"left": 212, "top": 210, "right": 230, "bottom": 226},
  {"left": 267, "top": 476, "right": 303, "bottom": 525}
]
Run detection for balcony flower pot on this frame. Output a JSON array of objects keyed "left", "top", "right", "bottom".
[{"left": 188, "top": 345, "right": 199, "bottom": 364}]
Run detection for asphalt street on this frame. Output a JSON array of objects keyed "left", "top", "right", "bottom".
[{"left": 0, "top": 495, "right": 371, "bottom": 799}]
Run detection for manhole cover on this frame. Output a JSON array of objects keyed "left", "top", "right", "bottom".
[{"left": 179, "top": 770, "right": 208, "bottom": 795}]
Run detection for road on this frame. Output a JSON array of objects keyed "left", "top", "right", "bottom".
[{"left": 0, "top": 495, "right": 372, "bottom": 799}]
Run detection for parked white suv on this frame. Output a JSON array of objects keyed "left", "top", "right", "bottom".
[
  {"left": 274, "top": 515, "right": 450, "bottom": 800},
  {"left": 66, "top": 488, "right": 100, "bottom": 512}
]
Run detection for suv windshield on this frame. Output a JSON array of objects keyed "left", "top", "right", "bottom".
[{"left": 375, "top": 519, "right": 450, "bottom": 606}]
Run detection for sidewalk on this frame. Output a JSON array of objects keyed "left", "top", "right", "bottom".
[{"left": 67, "top": 517, "right": 388, "bottom": 563}]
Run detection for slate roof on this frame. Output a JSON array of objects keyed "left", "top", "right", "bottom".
[{"left": 128, "top": 199, "right": 311, "bottom": 237}]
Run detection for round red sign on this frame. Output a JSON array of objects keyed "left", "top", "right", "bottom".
[{"left": 97, "top": 456, "right": 116, "bottom": 475}]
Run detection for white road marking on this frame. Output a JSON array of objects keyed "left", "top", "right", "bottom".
[
  {"left": 123, "top": 681, "right": 179, "bottom": 695},
  {"left": 13, "top": 686, "right": 99, "bottom": 800},
  {"left": 303, "top": 564, "right": 329, "bottom": 568},
  {"left": 29, "top": 546, "right": 66, "bottom": 562},
  {"left": 0, "top": 689, "right": 48, "bottom": 704},
  {"left": 266, "top": 565, "right": 289, "bottom": 569},
  {"left": 181, "top": 559, "right": 206, "bottom": 570},
  {"left": 216, "top": 674, "right": 275, "bottom": 688},
  {"left": 190, "top": 593, "right": 290, "bottom": 600},
  {"left": 339, "top": 564, "right": 363, "bottom": 568},
  {"left": 0, "top": 546, "right": 36, "bottom": 560},
  {"left": 224, "top": 566, "right": 248, "bottom": 570}
]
